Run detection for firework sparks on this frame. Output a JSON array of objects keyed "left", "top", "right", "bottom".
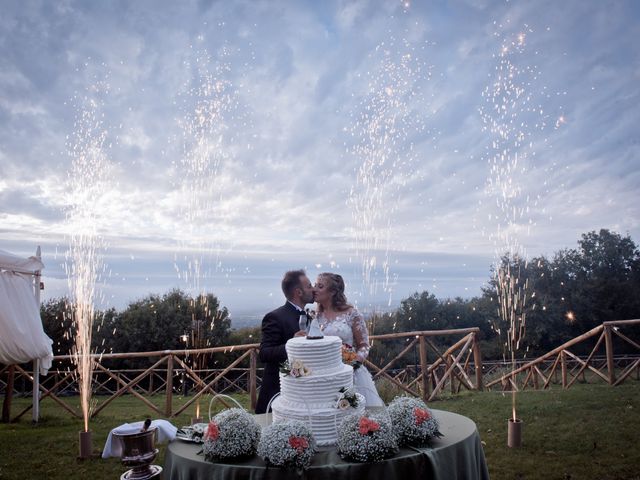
[
  {"left": 347, "top": 35, "right": 431, "bottom": 309},
  {"left": 480, "top": 26, "right": 558, "bottom": 422},
  {"left": 65, "top": 74, "right": 112, "bottom": 432},
  {"left": 173, "top": 44, "right": 243, "bottom": 348}
]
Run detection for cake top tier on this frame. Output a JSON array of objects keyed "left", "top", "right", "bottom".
[{"left": 285, "top": 335, "right": 343, "bottom": 373}]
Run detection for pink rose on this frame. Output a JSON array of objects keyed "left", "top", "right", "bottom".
[
  {"left": 414, "top": 407, "right": 431, "bottom": 425},
  {"left": 289, "top": 436, "right": 309, "bottom": 453},
  {"left": 205, "top": 421, "right": 219, "bottom": 440}
]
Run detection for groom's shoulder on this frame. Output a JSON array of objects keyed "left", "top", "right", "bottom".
[{"left": 264, "top": 303, "right": 290, "bottom": 320}]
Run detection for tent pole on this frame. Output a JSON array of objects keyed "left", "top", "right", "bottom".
[
  {"left": 32, "top": 246, "right": 42, "bottom": 423},
  {"left": 32, "top": 360, "right": 40, "bottom": 423}
]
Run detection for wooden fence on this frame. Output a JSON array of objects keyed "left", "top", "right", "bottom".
[
  {"left": 2, "top": 320, "right": 639, "bottom": 422},
  {"left": 484, "top": 319, "right": 640, "bottom": 391}
]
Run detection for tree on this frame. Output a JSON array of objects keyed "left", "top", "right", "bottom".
[
  {"left": 112, "top": 289, "right": 230, "bottom": 355},
  {"left": 41, "top": 298, "right": 74, "bottom": 357},
  {"left": 563, "top": 229, "right": 640, "bottom": 328},
  {"left": 103, "top": 289, "right": 230, "bottom": 374}
]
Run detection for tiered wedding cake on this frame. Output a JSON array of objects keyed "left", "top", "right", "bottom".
[{"left": 271, "top": 335, "right": 365, "bottom": 446}]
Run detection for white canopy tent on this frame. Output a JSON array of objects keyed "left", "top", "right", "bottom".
[{"left": 0, "top": 247, "right": 53, "bottom": 422}]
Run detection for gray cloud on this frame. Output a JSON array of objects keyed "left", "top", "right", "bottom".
[{"left": 1, "top": 0, "right": 639, "bottom": 323}]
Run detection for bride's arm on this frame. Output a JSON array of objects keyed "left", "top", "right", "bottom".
[{"left": 350, "top": 310, "right": 371, "bottom": 361}]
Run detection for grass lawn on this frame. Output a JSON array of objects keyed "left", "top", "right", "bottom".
[{"left": 1, "top": 383, "right": 639, "bottom": 479}]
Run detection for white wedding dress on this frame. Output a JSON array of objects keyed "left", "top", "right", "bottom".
[{"left": 317, "top": 308, "right": 385, "bottom": 407}]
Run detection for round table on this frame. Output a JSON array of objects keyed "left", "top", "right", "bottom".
[{"left": 163, "top": 409, "right": 489, "bottom": 480}]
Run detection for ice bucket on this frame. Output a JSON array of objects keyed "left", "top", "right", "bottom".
[{"left": 113, "top": 426, "right": 162, "bottom": 480}]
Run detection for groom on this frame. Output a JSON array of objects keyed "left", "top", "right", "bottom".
[{"left": 255, "top": 269, "right": 315, "bottom": 414}]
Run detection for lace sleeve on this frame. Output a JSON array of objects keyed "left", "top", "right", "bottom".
[{"left": 350, "top": 309, "right": 371, "bottom": 361}]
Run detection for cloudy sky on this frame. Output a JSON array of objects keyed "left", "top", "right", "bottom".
[{"left": 1, "top": 0, "right": 639, "bottom": 325}]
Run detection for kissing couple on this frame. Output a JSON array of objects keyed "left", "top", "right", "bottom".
[{"left": 254, "top": 269, "right": 384, "bottom": 414}]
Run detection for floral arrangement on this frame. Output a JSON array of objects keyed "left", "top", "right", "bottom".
[
  {"left": 387, "top": 396, "right": 443, "bottom": 446},
  {"left": 336, "top": 413, "right": 398, "bottom": 462},
  {"left": 202, "top": 408, "right": 261, "bottom": 461},
  {"left": 341, "top": 344, "right": 362, "bottom": 370},
  {"left": 257, "top": 420, "right": 317, "bottom": 470},
  {"left": 335, "top": 387, "right": 360, "bottom": 410},
  {"left": 279, "top": 358, "right": 311, "bottom": 377}
]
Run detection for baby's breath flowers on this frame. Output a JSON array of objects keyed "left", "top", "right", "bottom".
[
  {"left": 387, "top": 396, "right": 442, "bottom": 446},
  {"left": 202, "top": 408, "right": 261, "bottom": 461},
  {"left": 336, "top": 413, "right": 398, "bottom": 462},
  {"left": 257, "top": 420, "right": 317, "bottom": 470}
]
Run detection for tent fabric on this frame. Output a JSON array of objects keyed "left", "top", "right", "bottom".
[
  {"left": 0, "top": 249, "right": 44, "bottom": 273},
  {"left": 0, "top": 254, "right": 53, "bottom": 374}
]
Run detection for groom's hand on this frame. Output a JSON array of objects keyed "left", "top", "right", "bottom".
[{"left": 294, "top": 330, "right": 307, "bottom": 337}]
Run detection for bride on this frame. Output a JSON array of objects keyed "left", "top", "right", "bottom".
[{"left": 314, "top": 272, "right": 384, "bottom": 407}]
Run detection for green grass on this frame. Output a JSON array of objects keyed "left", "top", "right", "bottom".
[
  {"left": 0, "top": 393, "right": 249, "bottom": 480},
  {"left": 1, "top": 384, "right": 639, "bottom": 479},
  {"left": 434, "top": 384, "right": 640, "bottom": 480}
]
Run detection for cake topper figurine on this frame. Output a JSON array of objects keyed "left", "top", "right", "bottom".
[{"left": 306, "top": 318, "right": 324, "bottom": 340}]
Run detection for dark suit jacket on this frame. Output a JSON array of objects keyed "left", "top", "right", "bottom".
[{"left": 255, "top": 302, "right": 302, "bottom": 414}]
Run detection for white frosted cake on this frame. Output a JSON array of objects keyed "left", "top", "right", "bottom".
[{"left": 271, "top": 335, "right": 365, "bottom": 446}]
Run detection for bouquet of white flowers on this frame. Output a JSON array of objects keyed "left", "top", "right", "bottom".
[
  {"left": 279, "top": 359, "right": 311, "bottom": 377},
  {"left": 202, "top": 408, "right": 261, "bottom": 461},
  {"left": 336, "top": 413, "right": 398, "bottom": 463},
  {"left": 387, "top": 396, "right": 442, "bottom": 447},
  {"left": 334, "top": 387, "right": 360, "bottom": 410},
  {"left": 257, "top": 420, "right": 317, "bottom": 470}
]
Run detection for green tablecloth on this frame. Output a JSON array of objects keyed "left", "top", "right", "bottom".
[{"left": 163, "top": 409, "right": 490, "bottom": 480}]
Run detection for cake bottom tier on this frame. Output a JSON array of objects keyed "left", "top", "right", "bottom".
[{"left": 271, "top": 394, "right": 365, "bottom": 446}]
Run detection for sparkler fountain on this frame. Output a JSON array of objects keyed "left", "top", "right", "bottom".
[
  {"left": 480, "top": 26, "right": 558, "bottom": 447},
  {"left": 347, "top": 35, "right": 430, "bottom": 322},
  {"left": 173, "top": 44, "right": 240, "bottom": 418},
  {"left": 65, "top": 79, "right": 111, "bottom": 458}
]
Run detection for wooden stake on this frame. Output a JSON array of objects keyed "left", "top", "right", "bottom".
[{"left": 2, "top": 365, "right": 15, "bottom": 423}]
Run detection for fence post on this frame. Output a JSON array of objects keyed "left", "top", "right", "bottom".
[
  {"left": 249, "top": 348, "right": 257, "bottom": 411},
  {"left": 448, "top": 354, "right": 455, "bottom": 394},
  {"left": 165, "top": 354, "right": 173, "bottom": 417},
  {"left": 418, "top": 335, "right": 429, "bottom": 401},
  {"left": 2, "top": 365, "right": 15, "bottom": 423},
  {"left": 472, "top": 332, "right": 483, "bottom": 391},
  {"left": 604, "top": 325, "right": 616, "bottom": 385},
  {"left": 561, "top": 351, "right": 567, "bottom": 388}
]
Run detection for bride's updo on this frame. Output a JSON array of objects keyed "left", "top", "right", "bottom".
[{"left": 318, "top": 273, "right": 352, "bottom": 312}]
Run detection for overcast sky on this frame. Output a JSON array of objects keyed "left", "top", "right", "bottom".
[{"left": 1, "top": 0, "right": 639, "bottom": 325}]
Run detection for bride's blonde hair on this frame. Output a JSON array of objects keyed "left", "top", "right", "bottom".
[{"left": 317, "top": 273, "right": 352, "bottom": 312}]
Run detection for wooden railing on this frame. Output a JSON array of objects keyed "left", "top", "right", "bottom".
[
  {"left": 2, "top": 321, "right": 639, "bottom": 422},
  {"left": 484, "top": 319, "right": 640, "bottom": 391},
  {"left": 1, "top": 327, "right": 483, "bottom": 421}
]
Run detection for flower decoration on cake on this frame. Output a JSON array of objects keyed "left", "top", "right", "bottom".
[
  {"left": 336, "top": 413, "right": 398, "bottom": 462},
  {"left": 280, "top": 359, "right": 311, "bottom": 377},
  {"left": 387, "top": 396, "right": 443, "bottom": 446},
  {"left": 202, "top": 408, "right": 261, "bottom": 461},
  {"left": 257, "top": 420, "right": 317, "bottom": 470},
  {"left": 335, "top": 387, "right": 360, "bottom": 410},
  {"left": 341, "top": 344, "right": 362, "bottom": 370}
]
